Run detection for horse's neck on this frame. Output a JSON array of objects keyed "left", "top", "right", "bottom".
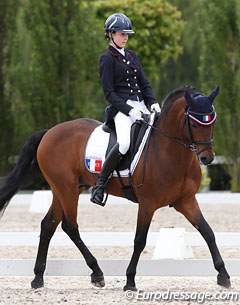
[
  {"left": 158, "top": 100, "right": 186, "bottom": 139},
  {"left": 153, "top": 99, "right": 196, "bottom": 166},
  {"left": 144, "top": 98, "right": 201, "bottom": 196}
]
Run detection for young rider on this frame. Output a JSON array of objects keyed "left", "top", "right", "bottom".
[{"left": 90, "top": 13, "right": 161, "bottom": 206}]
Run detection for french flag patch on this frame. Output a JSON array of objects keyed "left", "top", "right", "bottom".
[
  {"left": 203, "top": 115, "right": 211, "bottom": 122},
  {"left": 85, "top": 158, "right": 102, "bottom": 172}
]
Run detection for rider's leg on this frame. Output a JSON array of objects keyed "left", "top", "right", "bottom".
[
  {"left": 90, "top": 112, "right": 132, "bottom": 206},
  {"left": 90, "top": 143, "right": 123, "bottom": 206},
  {"left": 114, "top": 111, "right": 133, "bottom": 155}
]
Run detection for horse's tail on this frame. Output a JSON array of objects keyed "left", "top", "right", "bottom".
[{"left": 0, "top": 129, "right": 48, "bottom": 217}]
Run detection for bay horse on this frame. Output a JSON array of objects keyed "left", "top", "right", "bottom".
[{"left": 0, "top": 86, "right": 231, "bottom": 290}]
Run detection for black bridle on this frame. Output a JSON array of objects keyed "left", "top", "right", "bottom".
[
  {"left": 130, "top": 109, "right": 215, "bottom": 189},
  {"left": 145, "top": 108, "right": 215, "bottom": 155},
  {"left": 184, "top": 106, "right": 215, "bottom": 154}
]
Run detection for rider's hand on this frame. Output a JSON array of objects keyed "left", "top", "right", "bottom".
[
  {"left": 129, "top": 108, "right": 144, "bottom": 121},
  {"left": 150, "top": 103, "right": 161, "bottom": 113}
]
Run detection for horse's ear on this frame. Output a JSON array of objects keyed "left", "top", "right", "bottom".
[
  {"left": 208, "top": 85, "right": 220, "bottom": 104},
  {"left": 185, "top": 90, "right": 194, "bottom": 106}
]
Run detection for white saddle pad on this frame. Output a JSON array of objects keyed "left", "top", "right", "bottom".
[{"left": 85, "top": 113, "right": 155, "bottom": 177}]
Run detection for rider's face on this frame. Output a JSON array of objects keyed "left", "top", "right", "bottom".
[{"left": 111, "top": 32, "right": 129, "bottom": 48}]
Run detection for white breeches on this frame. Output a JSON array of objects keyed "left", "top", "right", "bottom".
[{"left": 113, "top": 99, "right": 150, "bottom": 155}]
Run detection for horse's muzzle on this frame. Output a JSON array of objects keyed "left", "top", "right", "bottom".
[
  {"left": 196, "top": 143, "right": 214, "bottom": 165},
  {"left": 200, "top": 155, "right": 214, "bottom": 165}
]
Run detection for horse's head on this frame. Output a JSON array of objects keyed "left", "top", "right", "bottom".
[{"left": 184, "top": 86, "right": 219, "bottom": 165}]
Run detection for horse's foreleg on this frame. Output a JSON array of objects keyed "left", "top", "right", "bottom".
[
  {"left": 31, "top": 195, "right": 62, "bottom": 289},
  {"left": 124, "top": 205, "right": 155, "bottom": 291},
  {"left": 174, "top": 198, "right": 231, "bottom": 288}
]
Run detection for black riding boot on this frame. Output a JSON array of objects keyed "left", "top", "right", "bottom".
[{"left": 90, "top": 144, "right": 122, "bottom": 206}]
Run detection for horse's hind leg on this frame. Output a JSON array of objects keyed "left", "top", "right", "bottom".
[
  {"left": 61, "top": 215, "right": 105, "bottom": 287},
  {"left": 31, "top": 193, "right": 62, "bottom": 289},
  {"left": 196, "top": 213, "right": 231, "bottom": 287},
  {"left": 58, "top": 186, "right": 105, "bottom": 288},
  {"left": 173, "top": 197, "right": 231, "bottom": 288}
]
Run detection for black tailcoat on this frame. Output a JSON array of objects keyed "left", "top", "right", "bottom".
[{"left": 99, "top": 45, "right": 157, "bottom": 125}]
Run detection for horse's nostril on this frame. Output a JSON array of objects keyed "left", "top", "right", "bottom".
[
  {"left": 200, "top": 157, "right": 207, "bottom": 165},
  {"left": 200, "top": 156, "right": 213, "bottom": 165}
]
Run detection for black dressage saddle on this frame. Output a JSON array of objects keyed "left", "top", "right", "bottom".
[{"left": 102, "top": 117, "right": 149, "bottom": 171}]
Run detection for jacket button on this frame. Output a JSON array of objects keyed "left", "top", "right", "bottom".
[
  {"left": 128, "top": 84, "right": 131, "bottom": 87},
  {"left": 138, "top": 90, "right": 141, "bottom": 93},
  {"left": 123, "top": 59, "right": 126, "bottom": 62},
  {"left": 130, "top": 89, "right": 133, "bottom": 93},
  {"left": 134, "top": 76, "right": 137, "bottom": 79},
  {"left": 134, "top": 69, "right": 137, "bottom": 73},
  {"left": 126, "top": 70, "right": 129, "bottom": 74},
  {"left": 126, "top": 78, "right": 129, "bottom": 81}
]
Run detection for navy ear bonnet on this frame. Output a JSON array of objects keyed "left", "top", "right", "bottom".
[{"left": 186, "top": 91, "right": 217, "bottom": 126}]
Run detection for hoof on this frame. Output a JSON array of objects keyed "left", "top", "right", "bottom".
[
  {"left": 217, "top": 274, "right": 231, "bottom": 288},
  {"left": 31, "top": 279, "right": 44, "bottom": 289},
  {"left": 123, "top": 285, "right": 137, "bottom": 292},
  {"left": 91, "top": 274, "right": 105, "bottom": 288}
]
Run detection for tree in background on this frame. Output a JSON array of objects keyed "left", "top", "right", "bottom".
[
  {"left": 158, "top": 0, "right": 201, "bottom": 99},
  {"left": 23, "top": 0, "right": 103, "bottom": 130},
  {"left": 198, "top": 0, "right": 240, "bottom": 191},
  {"left": 0, "top": 1, "right": 19, "bottom": 174},
  {"left": 0, "top": 0, "right": 105, "bottom": 174}
]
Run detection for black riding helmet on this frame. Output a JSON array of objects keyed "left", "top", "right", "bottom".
[{"left": 104, "top": 13, "right": 134, "bottom": 35}]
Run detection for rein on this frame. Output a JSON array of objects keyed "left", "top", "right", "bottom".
[
  {"left": 128, "top": 108, "right": 215, "bottom": 191},
  {"left": 149, "top": 123, "right": 194, "bottom": 149},
  {"left": 144, "top": 109, "right": 214, "bottom": 154}
]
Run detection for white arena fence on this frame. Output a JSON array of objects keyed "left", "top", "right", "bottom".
[
  {"left": 0, "top": 229, "right": 240, "bottom": 276},
  {"left": 8, "top": 190, "right": 240, "bottom": 214},
  {"left": 1, "top": 259, "right": 240, "bottom": 277}
]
